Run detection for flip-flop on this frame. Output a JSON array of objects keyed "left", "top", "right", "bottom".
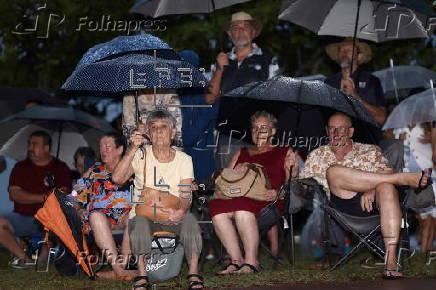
[
  {"left": 383, "top": 269, "right": 403, "bottom": 280},
  {"left": 132, "top": 276, "right": 150, "bottom": 290},
  {"left": 187, "top": 274, "right": 204, "bottom": 289},
  {"left": 417, "top": 168, "right": 433, "bottom": 190},
  {"left": 217, "top": 263, "right": 240, "bottom": 275},
  {"left": 236, "top": 263, "right": 259, "bottom": 274}
]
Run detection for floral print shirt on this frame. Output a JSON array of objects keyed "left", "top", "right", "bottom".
[{"left": 300, "top": 142, "right": 391, "bottom": 197}]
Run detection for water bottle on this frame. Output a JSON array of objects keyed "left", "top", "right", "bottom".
[{"left": 344, "top": 238, "right": 352, "bottom": 254}]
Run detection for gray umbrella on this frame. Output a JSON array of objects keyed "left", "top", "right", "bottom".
[
  {"left": 383, "top": 88, "right": 436, "bottom": 130},
  {"left": 279, "top": 0, "right": 435, "bottom": 43},
  {"left": 130, "top": 0, "right": 252, "bottom": 17},
  {"left": 0, "top": 105, "right": 114, "bottom": 167},
  {"left": 373, "top": 65, "right": 436, "bottom": 95}
]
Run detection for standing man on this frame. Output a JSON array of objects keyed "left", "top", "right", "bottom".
[
  {"left": 0, "top": 131, "right": 71, "bottom": 268},
  {"left": 205, "top": 11, "right": 279, "bottom": 168},
  {"left": 325, "top": 38, "right": 387, "bottom": 142}
]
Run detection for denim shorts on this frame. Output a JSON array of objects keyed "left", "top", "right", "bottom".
[{"left": 3, "top": 212, "right": 43, "bottom": 237}]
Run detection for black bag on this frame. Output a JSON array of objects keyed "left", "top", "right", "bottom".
[{"left": 256, "top": 188, "right": 281, "bottom": 233}]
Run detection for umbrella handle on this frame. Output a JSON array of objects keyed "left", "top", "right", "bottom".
[{"left": 350, "top": 0, "right": 362, "bottom": 74}]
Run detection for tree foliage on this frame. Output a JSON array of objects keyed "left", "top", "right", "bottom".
[{"left": 0, "top": 0, "right": 434, "bottom": 94}]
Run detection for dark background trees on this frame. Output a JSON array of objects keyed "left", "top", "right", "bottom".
[{"left": 0, "top": 0, "right": 434, "bottom": 94}]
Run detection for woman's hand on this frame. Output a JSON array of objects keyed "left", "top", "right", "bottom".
[
  {"left": 159, "top": 208, "right": 186, "bottom": 225},
  {"left": 284, "top": 149, "right": 299, "bottom": 178},
  {"left": 129, "top": 131, "right": 146, "bottom": 148},
  {"left": 264, "top": 189, "right": 277, "bottom": 201}
]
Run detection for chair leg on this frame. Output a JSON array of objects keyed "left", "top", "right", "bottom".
[
  {"left": 331, "top": 241, "right": 365, "bottom": 270},
  {"left": 288, "top": 214, "right": 295, "bottom": 265}
]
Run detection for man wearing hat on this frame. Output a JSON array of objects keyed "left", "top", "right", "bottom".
[
  {"left": 325, "top": 38, "right": 387, "bottom": 126},
  {"left": 205, "top": 12, "right": 279, "bottom": 170},
  {"left": 205, "top": 11, "right": 279, "bottom": 104}
]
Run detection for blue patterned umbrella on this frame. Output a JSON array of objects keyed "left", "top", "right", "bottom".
[
  {"left": 62, "top": 54, "right": 208, "bottom": 94},
  {"left": 77, "top": 34, "right": 180, "bottom": 66}
]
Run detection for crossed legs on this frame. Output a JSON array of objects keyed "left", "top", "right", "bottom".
[{"left": 326, "top": 165, "right": 432, "bottom": 274}]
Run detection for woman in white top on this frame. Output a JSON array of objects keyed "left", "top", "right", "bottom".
[{"left": 113, "top": 110, "right": 204, "bottom": 290}]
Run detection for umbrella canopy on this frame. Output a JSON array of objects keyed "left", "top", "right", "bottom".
[
  {"left": 220, "top": 76, "right": 380, "bottom": 151},
  {"left": 383, "top": 88, "right": 436, "bottom": 130},
  {"left": 35, "top": 189, "right": 94, "bottom": 278},
  {"left": 62, "top": 54, "right": 207, "bottom": 95},
  {"left": 0, "top": 105, "right": 113, "bottom": 167},
  {"left": 0, "top": 86, "right": 66, "bottom": 118},
  {"left": 225, "top": 76, "right": 378, "bottom": 126},
  {"left": 279, "top": 0, "right": 435, "bottom": 42},
  {"left": 373, "top": 65, "right": 436, "bottom": 94},
  {"left": 0, "top": 105, "right": 114, "bottom": 133},
  {"left": 77, "top": 34, "right": 180, "bottom": 66},
  {"left": 130, "top": 0, "right": 252, "bottom": 17},
  {"left": 0, "top": 124, "right": 98, "bottom": 169}
]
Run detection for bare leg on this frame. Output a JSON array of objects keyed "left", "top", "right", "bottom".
[
  {"left": 375, "top": 183, "right": 401, "bottom": 274},
  {"left": 327, "top": 165, "right": 431, "bottom": 198},
  {"left": 234, "top": 210, "right": 259, "bottom": 271},
  {"left": 212, "top": 212, "right": 243, "bottom": 273},
  {"left": 89, "top": 212, "right": 134, "bottom": 279},
  {"left": 187, "top": 253, "right": 204, "bottom": 288},
  {"left": 419, "top": 216, "right": 435, "bottom": 252},
  {"left": 267, "top": 225, "right": 279, "bottom": 257},
  {"left": 0, "top": 216, "right": 30, "bottom": 261}
]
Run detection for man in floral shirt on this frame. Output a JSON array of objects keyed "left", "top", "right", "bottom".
[{"left": 301, "top": 112, "right": 432, "bottom": 278}]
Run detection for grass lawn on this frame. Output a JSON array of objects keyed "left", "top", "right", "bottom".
[{"left": 0, "top": 247, "right": 435, "bottom": 290}]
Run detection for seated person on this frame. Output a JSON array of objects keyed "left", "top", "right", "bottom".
[
  {"left": 208, "top": 111, "right": 298, "bottom": 274},
  {"left": 0, "top": 131, "right": 71, "bottom": 268},
  {"left": 72, "top": 133, "right": 135, "bottom": 279},
  {"left": 300, "top": 112, "right": 432, "bottom": 279},
  {"left": 72, "top": 146, "right": 95, "bottom": 181},
  {"left": 113, "top": 110, "right": 204, "bottom": 290}
]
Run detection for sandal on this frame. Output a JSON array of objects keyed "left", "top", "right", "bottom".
[
  {"left": 416, "top": 168, "right": 433, "bottom": 192},
  {"left": 236, "top": 263, "right": 259, "bottom": 274},
  {"left": 383, "top": 269, "right": 403, "bottom": 280},
  {"left": 217, "top": 263, "right": 240, "bottom": 275},
  {"left": 132, "top": 276, "right": 150, "bottom": 290},
  {"left": 187, "top": 274, "right": 204, "bottom": 289}
]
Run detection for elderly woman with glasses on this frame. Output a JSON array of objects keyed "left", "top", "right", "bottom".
[
  {"left": 113, "top": 110, "right": 204, "bottom": 290},
  {"left": 208, "top": 110, "right": 299, "bottom": 274}
]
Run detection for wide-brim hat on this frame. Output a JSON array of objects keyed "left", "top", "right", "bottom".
[
  {"left": 326, "top": 38, "right": 372, "bottom": 64},
  {"left": 222, "top": 11, "right": 262, "bottom": 38}
]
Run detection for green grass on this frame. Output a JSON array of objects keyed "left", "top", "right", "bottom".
[{"left": 0, "top": 248, "right": 435, "bottom": 290}]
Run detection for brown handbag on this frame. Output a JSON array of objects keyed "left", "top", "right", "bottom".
[
  {"left": 213, "top": 163, "right": 271, "bottom": 201},
  {"left": 135, "top": 147, "right": 181, "bottom": 222}
]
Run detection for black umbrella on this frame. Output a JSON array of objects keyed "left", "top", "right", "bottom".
[{"left": 221, "top": 76, "right": 380, "bottom": 152}]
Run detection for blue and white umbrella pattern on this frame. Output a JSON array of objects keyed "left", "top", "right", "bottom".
[
  {"left": 62, "top": 54, "right": 208, "bottom": 94},
  {"left": 77, "top": 33, "right": 180, "bottom": 66}
]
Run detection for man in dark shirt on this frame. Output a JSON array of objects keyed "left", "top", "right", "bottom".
[
  {"left": 324, "top": 38, "right": 387, "bottom": 128},
  {"left": 205, "top": 12, "right": 279, "bottom": 168},
  {"left": 0, "top": 131, "right": 71, "bottom": 268}
]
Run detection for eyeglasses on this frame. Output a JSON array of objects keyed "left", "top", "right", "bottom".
[
  {"left": 229, "top": 24, "right": 253, "bottom": 31},
  {"left": 327, "top": 126, "right": 351, "bottom": 133}
]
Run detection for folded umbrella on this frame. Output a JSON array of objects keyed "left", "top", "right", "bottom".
[{"left": 35, "top": 189, "right": 94, "bottom": 278}]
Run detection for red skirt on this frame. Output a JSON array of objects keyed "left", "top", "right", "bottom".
[{"left": 208, "top": 197, "right": 285, "bottom": 217}]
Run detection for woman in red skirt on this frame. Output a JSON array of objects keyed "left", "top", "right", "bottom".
[{"left": 209, "top": 110, "right": 299, "bottom": 274}]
